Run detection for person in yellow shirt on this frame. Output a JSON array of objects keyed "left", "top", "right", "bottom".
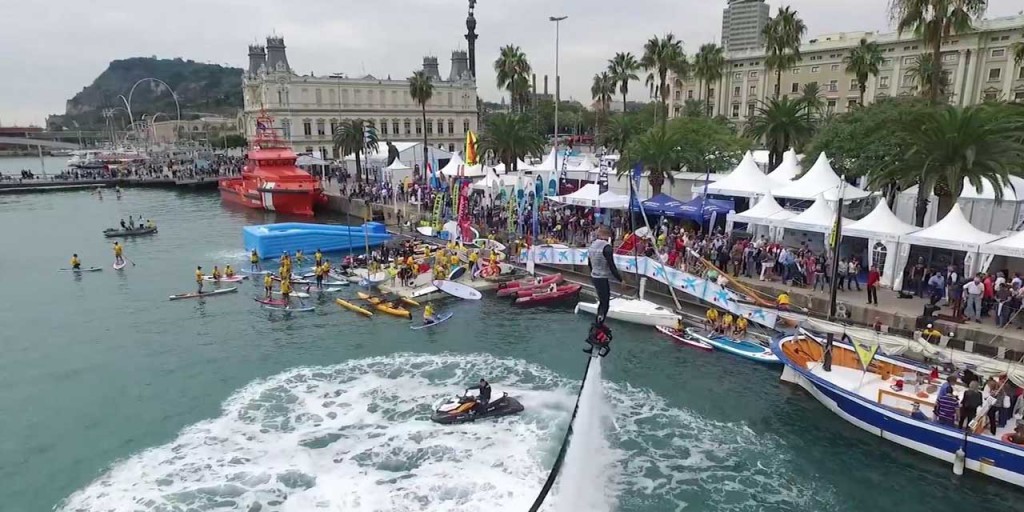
[
  {"left": 469, "top": 250, "right": 480, "bottom": 279},
  {"left": 705, "top": 308, "right": 719, "bottom": 331},
  {"left": 449, "top": 252, "right": 460, "bottom": 267},
  {"left": 777, "top": 292, "right": 791, "bottom": 311},
  {"left": 423, "top": 302, "right": 437, "bottom": 325},
  {"left": 263, "top": 273, "right": 273, "bottom": 298},
  {"left": 211, "top": 266, "right": 221, "bottom": 281},
  {"left": 734, "top": 315, "right": 749, "bottom": 337},
  {"left": 921, "top": 324, "right": 942, "bottom": 343},
  {"left": 70, "top": 254, "right": 81, "bottom": 270},
  {"left": 322, "top": 259, "right": 331, "bottom": 276},
  {"left": 113, "top": 242, "right": 124, "bottom": 265},
  {"left": 675, "top": 317, "right": 686, "bottom": 332},
  {"left": 295, "top": 249, "right": 305, "bottom": 264},
  {"left": 146, "top": 219, "right": 155, "bottom": 229},
  {"left": 195, "top": 266, "right": 205, "bottom": 294},
  {"left": 280, "top": 275, "right": 292, "bottom": 303},
  {"left": 250, "top": 249, "right": 261, "bottom": 272},
  {"left": 313, "top": 263, "right": 324, "bottom": 289},
  {"left": 314, "top": 249, "right": 323, "bottom": 267},
  {"left": 720, "top": 312, "right": 734, "bottom": 334},
  {"left": 225, "top": 265, "right": 235, "bottom": 278}
]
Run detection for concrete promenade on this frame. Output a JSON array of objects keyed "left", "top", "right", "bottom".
[{"left": 0, "top": 176, "right": 219, "bottom": 193}]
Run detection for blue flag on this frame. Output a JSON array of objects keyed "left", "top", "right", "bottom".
[{"left": 631, "top": 162, "right": 643, "bottom": 189}]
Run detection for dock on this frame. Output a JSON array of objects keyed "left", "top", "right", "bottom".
[{"left": 0, "top": 177, "right": 220, "bottom": 193}]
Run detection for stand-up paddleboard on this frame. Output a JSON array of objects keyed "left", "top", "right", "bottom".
[
  {"left": 113, "top": 260, "right": 127, "bottom": 270},
  {"left": 431, "top": 280, "right": 482, "bottom": 300},
  {"left": 254, "top": 297, "right": 288, "bottom": 306},
  {"left": 203, "top": 275, "right": 245, "bottom": 283},
  {"left": 169, "top": 287, "right": 238, "bottom": 300},
  {"left": 263, "top": 305, "right": 316, "bottom": 312},
  {"left": 410, "top": 311, "right": 453, "bottom": 330},
  {"left": 319, "top": 287, "right": 345, "bottom": 293},
  {"left": 448, "top": 266, "right": 467, "bottom": 281},
  {"left": 271, "top": 291, "right": 311, "bottom": 299},
  {"left": 655, "top": 325, "right": 714, "bottom": 352},
  {"left": 59, "top": 267, "right": 103, "bottom": 273},
  {"left": 240, "top": 269, "right": 270, "bottom": 275}
]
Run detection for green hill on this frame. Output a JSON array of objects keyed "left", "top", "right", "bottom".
[{"left": 52, "top": 57, "right": 242, "bottom": 129}]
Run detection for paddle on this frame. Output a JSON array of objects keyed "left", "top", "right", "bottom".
[{"left": 125, "top": 256, "right": 137, "bottom": 267}]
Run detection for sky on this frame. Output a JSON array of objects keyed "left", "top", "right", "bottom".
[{"left": 1, "top": 0, "right": 1021, "bottom": 126}]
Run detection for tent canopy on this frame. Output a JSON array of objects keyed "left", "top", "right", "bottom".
[
  {"left": 982, "top": 230, "right": 1024, "bottom": 258},
  {"left": 780, "top": 194, "right": 852, "bottom": 234},
  {"left": 728, "top": 191, "right": 795, "bottom": 226},
  {"left": 701, "top": 151, "right": 778, "bottom": 198},
  {"left": 766, "top": 149, "right": 800, "bottom": 184},
  {"left": 771, "top": 153, "right": 872, "bottom": 201},
  {"left": 471, "top": 169, "right": 514, "bottom": 191},
  {"left": 296, "top": 154, "right": 329, "bottom": 166},
  {"left": 901, "top": 203, "right": 1002, "bottom": 251},
  {"left": 548, "top": 183, "right": 631, "bottom": 209},
  {"left": 844, "top": 199, "right": 919, "bottom": 241},
  {"left": 634, "top": 193, "right": 733, "bottom": 222},
  {"left": 385, "top": 158, "right": 411, "bottom": 171},
  {"left": 493, "top": 158, "right": 529, "bottom": 173}
]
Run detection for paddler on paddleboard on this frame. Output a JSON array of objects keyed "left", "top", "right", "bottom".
[
  {"left": 195, "top": 266, "right": 204, "bottom": 294},
  {"left": 279, "top": 251, "right": 292, "bottom": 279},
  {"left": 314, "top": 249, "right": 323, "bottom": 267},
  {"left": 225, "top": 265, "right": 235, "bottom": 278},
  {"left": 585, "top": 225, "right": 622, "bottom": 356},
  {"left": 71, "top": 254, "right": 81, "bottom": 270},
  {"left": 211, "top": 266, "right": 222, "bottom": 281},
  {"left": 263, "top": 273, "right": 273, "bottom": 298},
  {"left": 279, "top": 275, "right": 292, "bottom": 304},
  {"left": 250, "top": 249, "right": 261, "bottom": 272},
  {"left": 423, "top": 303, "right": 437, "bottom": 325},
  {"left": 295, "top": 249, "right": 305, "bottom": 264},
  {"left": 314, "top": 262, "right": 325, "bottom": 289},
  {"left": 113, "top": 242, "right": 125, "bottom": 266}
]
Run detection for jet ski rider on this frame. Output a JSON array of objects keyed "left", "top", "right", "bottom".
[
  {"left": 469, "top": 378, "right": 491, "bottom": 412},
  {"left": 586, "top": 225, "right": 623, "bottom": 356}
]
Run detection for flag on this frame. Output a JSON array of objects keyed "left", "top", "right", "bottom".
[
  {"left": 559, "top": 148, "right": 570, "bottom": 181},
  {"left": 256, "top": 120, "right": 268, "bottom": 132},
  {"left": 850, "top": 336, "right": 879, "bottom": 370},
  {"left": 631, "top": 162, "right": 643, "bottom": 190},
  {"left": 597, "top": 161, "right": 610, "bottom": 194},
  {"left": 465, "top": 130, "right": 479, "bottom": 166}
]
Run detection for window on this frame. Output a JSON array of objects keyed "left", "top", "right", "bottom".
[
  {"left": 687, "top": 90, "right": 693, "bottom": 99},
  {"left": 281, "top": 120, "right": 291, "bottom": 139},
  {"left": 305, "top": 146, "right": 313, "bottom": 154},
  {"left": 392, "top": 120, "right": 400, "bottom": 135},
  {"left": 708, "top": 88, "right": 714, "bottom": 98},
  {"left": 381, "top": 120, "right": 388, "bottom": 135},
  {"left": 674, "top": 90, "right": 681, "bottom": 100},
  {"left": 903, "top": 57, "right": 915, "bottom": 65},
  {"left": 330, "top": 121, "right": 337, "bottom": 135},
  {"left": 942, "top": 53, "right": 957, "bottom": 63},
  {"left": 792, "top": 68, "right": 800, "bottom": 75},
  {"left": 828, "top": 80, "right": 838, "bottom": 92},
  {"left": 1001, "top": 35, "right": 1011, "bottom": 41},
  {"left": 426, "top": 120, "right": 433, "bottom": 135},
  {"left": 734, "top": 72, "right": 742, "bottom": 79},
  {"left": 733, "top": 86, "right": 741, "bottom": 96},
  {"left": 731, "top": 104, "right": 740, "bottom": 118},
  {"left": 748, "top": 84, "right": 756, "bottom": 95},
  {"left": 989, "top": 68, "right": 1002, "bottom": 81},
  {"left": 329, "top": 89, "right": 336, "bottom": 104},
  {"left": 872, "top": 242, "right": 888, "bottom": 272},
  {"left": 379, "top": 90, "right": 386, "bottom": 107},
  {"left": 316, "top": 120, "right": 325, "bottom": 136},
  {"left": 901, "top": 74, "right": 915, "bottom": 87},
  {"left": 447, "top": 92, "right": 453, "bottom": 107},
  {"left": 984, "top": 91, "right": 998, "bottom": 101},
  {"left": 850, "top": 79, "right": 859, "bottom": 90},
  {"left": 746, "top": 103, "right": 755, "bottom": 118},
  {"left": 449, "top": 143, "right": 455, "bottom": 152},
  {"left": 879, "top": 76, "right": 890, "bottom": 88},
  {"left": 354, "top": 89, "right": 362, "bottom": 105},
  {"left": 748, "top": 71, "right": 758, "bottom": 78},
  {"left": 811, "top": 66, "right": 820, "bottom": 73},
  {"left": 437, "top": 119, "right": 443, "bottom": 135},
  {"left": 1020, "top": 67, "right": 1024, "bottom": 80},
  {"left": 826, "top": 99, "right": 836, "bottom": 114},
  {"left": 830, "top": 64, "right": 840, "bottom": 71},
  {"left": 415, "top": 119, "right": 422, "bottom": 134},
  {"left": 404, "top": 119, "right": 411, "bottom": 135},
  {"left": 463, "top": 120, "right": 470, "bottom": 133},
  {"left": 303, "top": 121, "right": 312, "bottom": 137},
  {"left": 791, "top": 82, "right": 799, "bottom": 93},
  {"left": 448, "top": 119, "right": 455, "bottom": 133},
  {"left": 341, "top": 89, "right": 349, "bottom": 105},
  {"left": 848, "top": 99, "right": 858, "bottom": 109},
  {"left": 991, "top": 48, "right": 1006, "bottom": 58},
  {"left": 315, "top": 89, "right": 322, "bottom": 105},
  {"left": 1014, "top": 91, "right": 1024, "bottom": 102},
  {"left": 391, "top": 90, "right": 397, "bottom": 105}
]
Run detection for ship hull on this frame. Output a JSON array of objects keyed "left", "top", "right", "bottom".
[{"left": 219, "top": 178, "right": 320, "bottom": 216}]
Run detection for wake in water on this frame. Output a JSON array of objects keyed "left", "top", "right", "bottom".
[{"left": 59, "top": 353, "right": 838, "bottom": 512}]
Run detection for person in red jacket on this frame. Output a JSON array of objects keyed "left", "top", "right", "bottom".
[{"left": 866, "top": 264, "right": 881, "bottom": 305}]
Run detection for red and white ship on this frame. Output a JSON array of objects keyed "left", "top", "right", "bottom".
[{"left": 219, "top": 113, "right": 324, "bottom": 216}]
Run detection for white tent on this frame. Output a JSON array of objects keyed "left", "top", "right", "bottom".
[
  {"left": 441, "top": 163, "right": 487, "bottom": 178},
  {"left": 843, "top": 200, "right": 920, "bottom": 288},
  {"left": 771, "top": 153, "right": 872, "bottom": 201},
  {"left": 527, "top": 148, "right": 559, "bottom": 172},
  {"left": 548, "top": 183, "right": 631, "bottom": 209},
  {"left": 780, "top": 194, "right": 853, "bottom": 234},
  {"left": 471, "top": 169, "right": 513, "bottom": 192},
  {"left": 767, "top": 149, "right": 800, "bottom": 184},
  {"left": 383, "top": 158, "right": 414, "bottom": 184},
  {"left": 891, "top": 204, "right": 1003, "bottom": 289},
  {"left": 701, "top": 151, "right": 778, "bottom": 198},
  {"left": 296, "top": 154, "right": 330, "bottom": 166},
  {"left": 438, "top": 152, "right": 464, "bottom": 176},
  {"left": 982, "top": 230, "right": 1024, "bottom": 258},
  {"left": 726, "top": 191, "right": 795, "bottom": 241},
  {"left": 493, "top": 158, "right": 529, "bottom": 173}
]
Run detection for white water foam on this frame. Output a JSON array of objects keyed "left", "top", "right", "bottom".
[{"left": 58, "top": 353, "right": 837, "bottom": 512}]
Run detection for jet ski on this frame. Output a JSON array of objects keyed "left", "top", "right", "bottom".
[{"left": 430, "top": 388, "right": 524, "bottom": 424}]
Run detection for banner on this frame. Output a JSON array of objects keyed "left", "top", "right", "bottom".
[
  {"left": 432, "top": 193, "right": 444, "bottom": 229},
  {"left": 597, "top": 160, "right": 610, "bottom": 194},
  {"left": 458, "top": 179, "right": 471, "bottom": 241},
  {"left": 851, "top": 337, "right": 879, "bottom": 370},
  {"left": 465, "top": 131, "right": 479, "bottom": 166}
]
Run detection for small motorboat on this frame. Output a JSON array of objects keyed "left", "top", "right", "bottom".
[
  {"left": 496, "top": 273, "right": 562, "bottom": 297},
  {"left": 575, "top": 297, "right": 679, "bottom": 327},
  {"left": 513, "top": 283, "right": 582, "bottom": 307},
  {"left": 103, "top": 226, "right": 157, "bottom": 237},
  {"left": 430, "top": 389, "right": 524, "bottom": 424}
]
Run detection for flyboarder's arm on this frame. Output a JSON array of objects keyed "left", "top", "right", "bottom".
[{"left": 602, "top": 245, "right": 622, "bottom": 281}]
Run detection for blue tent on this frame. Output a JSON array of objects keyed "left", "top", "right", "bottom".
[{"left": 633, "top": 193, "right": 734, "bottom": 222}]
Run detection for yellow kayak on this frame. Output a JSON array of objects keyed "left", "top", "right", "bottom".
[
  {"left": 357, "top": 291, "right": 419, "bottom": 308},
  {"left": 356, "top": 292, "right": 412, "bottom": 319},
  {"left": 336, "top": 298, "right": 372, "bottom": 317}
]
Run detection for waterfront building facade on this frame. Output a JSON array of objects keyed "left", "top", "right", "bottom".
[
  {"left": 669, "top": 15, "right": 1024, "bottom": 125},
  {"left": 242, "top": 37, "right": 478, "bottom": 159},
  {"left": 722, "top": 0, "right": 770, "bottom": 53}
]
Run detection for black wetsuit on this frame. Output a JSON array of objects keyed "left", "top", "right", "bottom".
[
  {"left": 472, "top": 382, "right": 492, "bottom": 408},
  {"left": 587, "top": 239, "right": 623, "bottom": 324}
]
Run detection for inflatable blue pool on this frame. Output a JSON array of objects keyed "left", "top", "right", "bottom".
[{"left": 243, "top": 222, "right": 391, "bottom": 258}]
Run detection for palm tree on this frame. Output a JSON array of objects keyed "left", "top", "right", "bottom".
[
  {"left": 800, "top": 82, "right": 825, "bottom": 115},
  {"left": 477, "top": 114, "right": 545, "bottom": 174},
  {"left": 889, "top": 0, "right": 986, "bottom": 103},
  {"left": 744, "top": 97, "right": 815, "bottom": 170},
  {"left": 608, "top": 52, "right": 640, "bottom": 113},
  {"left": 682, "top": 99, "right": 706, "bottom": 118},
  {"left": 408, "top": 71, "right": 434, "bottom": 177},
  {"left": 600, "top": 114, "right": 642, "bottom": 154},
  {"left": 844, "top": 38, "right": 885, "bottom": 106},
  {"left": 617, "top": 125, "right": 685, "bottom": 195},
  {"left": 763, "top": 6, "right": 808, "bottom": 99},
  {"left": 640, "top": 33, "right": 688, "bottom": 124},
  {"left": 1014, "top": 37, "right": 1024, "bottom": 66},
  {"left": 693, "top": 43, "right": 726, "bottom": 116},
  {"left": 591, "top": 71, "right": 615, "bottom": 142},
  {"left": 332, "top": 119, "right": 379, "bottom": 182},
  {"left": 868, "top": 105, "right": 1024, "bottom": 225},
  {"left": 906, "top": 53, "right": 947, "bottom": 99},
  {"left": 494, "top": 45, "right": 532, "bottom": 112}
]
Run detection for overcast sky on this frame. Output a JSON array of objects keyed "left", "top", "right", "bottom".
[{"left": 1, "top": 0, "right": 1021, "bottom": 126}]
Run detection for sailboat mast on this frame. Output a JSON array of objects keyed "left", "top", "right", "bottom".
[{"left": 827, "top": 181, "right": 847, "bottom": 320}]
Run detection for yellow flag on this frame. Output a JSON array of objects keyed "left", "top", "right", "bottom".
[
  {"left": 851, "top": 338, "right": 879, "bottom": 369},
  {"left": 465, "top": 130, "right": 478, "bottom": 166}
]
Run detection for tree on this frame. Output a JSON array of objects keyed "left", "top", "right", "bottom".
[
  {"left": 682, "top": 99, "right": 706, "bottom": 118},
  {"left": 669, "top": 116, "right": 750, "bottom": 175},
  {"left": 800, "top": 82, "right": 825, "bottom": 115},
  {"left": 591, "top": 71, "right": 615, "bottom": 142},
  {"left": 844, "top": 38, "right": 885, "bottom": 106},
  {"left": 332, "top": 119, "right": 378, "bottom": 182},
  {"left": 640, "top": 33, "right": 688, "bottom": 125},
  {"left": 1014, "top": 37, "right": 1024, "bottom": 66},
  {"left": 408, "top": 70, "right": 434, "bottom": 177},
  {"left": 889, "top": 0, "right": 986, "bottom": 104},
  {"left": 693, "top": 43, "right": 726, "bottom": 116},
  {"left": 477, "top": 114, "right": 545, "bottom": 174},
  {"left": 617, "top": 125, "right": 685, "bottom": 195},
  {"left": 905, "top": 53, "right": 948, "bottom": 99},
  {"left": 868, "top": 105, "right": 1024, "bottom": 225},
  {"left": 608, "top": 52, "right": 640, "bottom": 113},
  {"left": 494, "top": 45, "right": 532, "bottom": 112},
  {"left": 600, "top": 114, "right": 642, "bottom": 154},
  {"left": 763, "top": 7, "right": 807, "bottom": 99},
  {"left": 744, "top": 97, "right": 815, "bottom": 170}
]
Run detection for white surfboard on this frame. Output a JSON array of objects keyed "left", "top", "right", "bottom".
[{"left": 431, "top": 279, "right": 482, "bottom": 300}]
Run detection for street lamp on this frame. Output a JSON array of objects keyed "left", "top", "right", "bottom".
[{"left": 549, "top": 15, "right": 567, "bottom": 171}]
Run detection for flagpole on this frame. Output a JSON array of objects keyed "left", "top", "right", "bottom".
[{"left": 827, "top": 180, "right": 848, "bottom": 320}]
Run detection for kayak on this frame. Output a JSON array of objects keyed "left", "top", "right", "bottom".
[
  {"left": 169, "top": 287, "right": 238, "bottom": 300},
  {"left": 58, "top": 267, "right": 102, "bottom": 273},
  {"left": 496, "top": 274, "right": 561, "bottom": 297},
  {"left": 356, "top": 291, "right": 414, "bottom": 319},
  {"left": 335, "top": 298, "right": 373, "bottom": 317},
  {"left": 356, "top": 291, "right": 417, "bottom": 307},
  {"left": 655, "top": 325, "right": 714, "bottom": 352},
  {"left": 103, "top": 226, "right": 157, "bottom": 237},
  {"left": 684, "top": 327, "right": 780, "bottom": 363},
  {"left": 254, "top": 297, "right": 288, "bottom": 306},
  {"left": 113, "top": 261, "right": 127, "bottom": 270},
  {"left": 513, "top": 283, "right": 582, "bottom": 307},
  {"left": 263, "top": 305, "right": 316, "bottom": 312},
  {"left": 410, "top": 311, "right": 454, "bottom": 330},
  {"left": 203, "top": 275, "right": 245, "bottom": 283}
]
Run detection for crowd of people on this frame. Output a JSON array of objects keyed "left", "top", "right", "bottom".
[
  {"left": 1, "top": 154, "right": 244, "bottom": 183},
  {"left": 929, "top": 370, "right": 1024, "bottom": 442},
  {"left": 902, "top": 258, "right": 1024, "bottom": 328}
]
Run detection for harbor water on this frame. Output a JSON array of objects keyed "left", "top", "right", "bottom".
[{"left": 1, "top": 189, "right": 1021, "bottom": 511}]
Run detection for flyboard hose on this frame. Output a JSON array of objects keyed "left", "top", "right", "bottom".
[{"left": 527, "top": 356, "right": 594, "bottom": 512}]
